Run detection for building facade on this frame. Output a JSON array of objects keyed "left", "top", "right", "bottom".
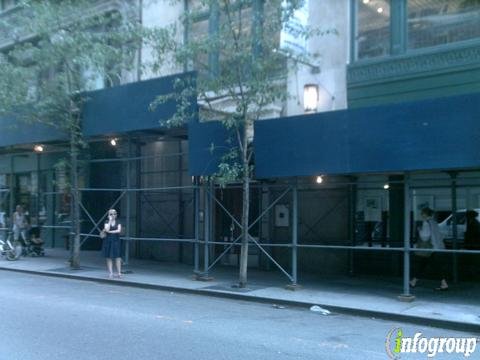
[{"left": 0, "top": 0, "right": 479, "bottom": 292}]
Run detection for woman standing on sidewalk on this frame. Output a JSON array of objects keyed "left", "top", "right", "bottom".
[{"left": 101, "top": 209, "right": 122, "bottom": 279}]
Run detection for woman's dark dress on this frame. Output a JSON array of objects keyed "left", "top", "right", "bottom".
[{"left": 101, "top": 222, "right": 122, "bottom": 258}]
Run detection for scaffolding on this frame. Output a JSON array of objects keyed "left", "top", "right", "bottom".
[{"left": 5, "top": 141, "right": 480, "bottom": 301}]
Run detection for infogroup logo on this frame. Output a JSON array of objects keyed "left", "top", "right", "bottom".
[{"left": 385, "top": 327, "right": 478, "bottom": 359}]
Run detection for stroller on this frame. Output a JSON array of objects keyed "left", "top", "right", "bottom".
[{"left": 23, "top": 226, "right": 45, "bottom": 257}]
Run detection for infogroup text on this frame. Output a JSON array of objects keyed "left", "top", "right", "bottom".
[{"left": 385, "top": 328, "right": 478, "bottom": 358}]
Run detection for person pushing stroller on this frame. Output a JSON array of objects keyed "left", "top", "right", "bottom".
[{"left": 12, "top": 205, "right": 29, "bottom": 247}]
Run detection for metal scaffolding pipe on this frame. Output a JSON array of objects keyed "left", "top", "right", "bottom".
[
  {"left": 248, "top": 235, "right": 294, "bottom": 282},
  {"left": 122, "top": 237, "right": 195, "bottom": 243},
  {"left": 450, "top": 172, "right": 458, "bottom": 284},
  {"left": 103, "top": 237, "right": 480, "bottom": 255},
  {"left": 79, "top": 234, "right": 195, "bottom": 243},
  {"left": 203, "top": 182, "right": 210, "bottom": 276},
  {"left": 348, "top": 178, "right": 357, "bottom": 275},
  {"left": 88, "top": 152, "right": 188, "bottom": 163},
  {"left": 291, "top": 182, "right": 298, "bottom": 285},
  {"left": 79, "top": 185, "right": 197, "bottom": 192},
  {"left": 202, "top": 186, "right": 292, "bottom": 272},
  {"left": 40, "top": 225, "right": 71, "bottom": 229},
  {"left": 401, "top": 174, "right": 412, "bottom": 299},
  {"left": 9, "top": 156, "right": 14, "bottom": 220},
  {"left": 125, "top": 137, "right": 132, "bottom": 266},
  {"left": 79, "top": 193, "right": 126, "bottom": 246},
  {"left": 194, "top": 176, "right": 200, "bottom": 274}
]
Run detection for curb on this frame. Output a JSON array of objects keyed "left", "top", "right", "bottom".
[{"left": 2, "top": 266, "right": 480, "bottom": 333}]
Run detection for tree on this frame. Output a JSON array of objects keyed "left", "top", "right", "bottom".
[
  {"left": 0, "top": 0, "right": 143, "bottom": 268},
  {"left": 148, "top": 0, "right": 329, "bottom": 287}
]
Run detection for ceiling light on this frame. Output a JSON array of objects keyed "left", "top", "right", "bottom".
[
  {"left": 377, "top": 7, "right": 384, "bottom": 13},
  {"left": 316, "top": 175, "right": 324, "bottom": 184},
  {"left": 363, "top": 0, "right": 370, "bottom": 4},
  {"left": 33, "top": 145, "right": 44, "bottom": 152},
  {"left": 110, "top": 138, "right": 118, "bottom": 146},
  {"left": 383, "top": 184, "right": 390, "bottom": 190}
]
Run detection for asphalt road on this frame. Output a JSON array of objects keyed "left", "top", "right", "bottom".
[{"left": 0, "top": 270, "right": 478, "bottom": 360}]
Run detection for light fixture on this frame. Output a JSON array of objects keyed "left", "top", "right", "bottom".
[
  {"left": 316, "top": 175, "right": 324, "bottom": 184},
  {"left": 33, "top": 145, "right": 44, "bottom": 152},
  {"left": 383, "top": 184, "right": 390, "bottom": 190},
  {"left": 110, "top": 138, "right": 118, "bottom": 146},
  {"left": 377, "top": 7, "right": 384, "bottom": 13},
  {"left": 304, "top": 84, "right": 319, "bottom": 113},
  {"left": 362, "top": 0, "right": 370, "bottom": 4}
]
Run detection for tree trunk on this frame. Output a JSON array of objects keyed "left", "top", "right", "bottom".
[
  {"left": 238, "top": 170, "right": 250, "bottom": 287},
  {"left": 64, "top": 68, "right": 81, "bottom": 269},
  {"left": 238, "top": 126, "right": 250, "bottom": 287}
]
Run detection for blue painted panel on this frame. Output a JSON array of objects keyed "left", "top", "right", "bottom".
[
  {"left": 82, "top": 72, "right": 195, "bottom": 137},
  {"left": 254, "top": 112, "right": 350, "bottom": 177},
  {"left": 0, "top": 117, "right": 67, "bottom": 147},
  {"left": 188, "top": 120, "right": 233, "bottom": 177},
  {"left": 254, "top": 92, "right": 480, "bottom": 178}
]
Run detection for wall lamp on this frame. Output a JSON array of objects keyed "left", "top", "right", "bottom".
[
  {"left": 304, "top": 84, "right": 319, "bottom": 113},
  {"left": 304, "top": 84, "right": 335, "bottom": 113}
]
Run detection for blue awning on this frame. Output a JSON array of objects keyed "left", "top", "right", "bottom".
[
  {"left": 0, "top": 117, "right": 67, "bottom": 148},
  {"left": 254, "top": 92, "right": 480, "bottom": 178},
  {"left": 82, "top": 72, "right": 196, "bottom": 137},
  {"left": 0, "top": 72, "right": 196, "bottom": 148}
]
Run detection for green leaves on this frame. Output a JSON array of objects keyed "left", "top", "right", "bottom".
[
  {"left": 0, "top": 0, "right": 144, "bottom": 135},
  {"left": 146, "top": 0, "right": 327, "bottom": 185}
]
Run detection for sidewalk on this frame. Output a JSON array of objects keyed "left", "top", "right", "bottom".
[{"left": 1, "top": 248, "right": 479, "bottom": 332}]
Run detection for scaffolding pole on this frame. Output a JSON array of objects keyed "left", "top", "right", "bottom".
[
  {"left": 291, "top": 182, "right": 298, "bottom": 286},
  {"left": 125, "top": 137, "right": 132, "bottom": 266},
  {"left": 200, "top": 181, "right": 211, "bottom": 279},
  {"left": 348, "top": 177, "right": 357, "bottom": 276},
  {"left": 194, "top": 176, "right": 200, "bottom": 274},
  {"left": 450, "top": 172, "right": 458, "bottom": 284},
  {"left": 400, "top": 173, "right": 414, "bottom": 301}
]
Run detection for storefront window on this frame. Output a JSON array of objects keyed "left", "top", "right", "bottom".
[
  {"left": 408, "top": 0, "right": 480, "bottom": 50},
  {"left": 356, "top": 0, "right": 391, "bottom": 60}
]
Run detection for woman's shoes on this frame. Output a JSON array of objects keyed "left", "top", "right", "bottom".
[
  {"left": 410, "top": 278, "right": 449, "bottom": 290},
  {"left": 435, "top": 280, "right": 449, "bottom": 291},
  {"left": 108, "top": 273, "right": 114, "bottom": 279},
  {"left": 115, "top": 273, "right": 123, "bottom": 279}
]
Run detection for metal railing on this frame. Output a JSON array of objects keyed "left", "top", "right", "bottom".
[{"left": 5, "top": 146, "right": 480, "bottom": 300}]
